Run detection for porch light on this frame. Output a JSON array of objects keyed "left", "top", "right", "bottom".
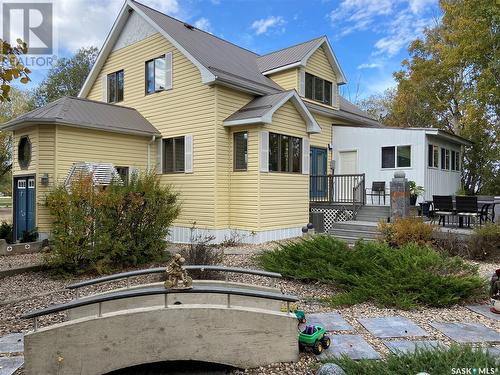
[{"left": 41, "top": 173, "right": 49, "bottom": 186}]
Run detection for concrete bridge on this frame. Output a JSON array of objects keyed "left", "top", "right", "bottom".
[{"left": 22, "top": 266, "right": 300, "bottom": 375}]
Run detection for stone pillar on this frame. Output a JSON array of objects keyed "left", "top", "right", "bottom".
[{"left": 390, "top": 171, "right": 410, "bottom": 221}]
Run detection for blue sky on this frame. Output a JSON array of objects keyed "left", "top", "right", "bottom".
[{"left": 17, "top": 0, "right": 442, "bottom": 100}]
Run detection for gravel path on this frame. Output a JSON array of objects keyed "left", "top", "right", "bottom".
[
  {"left": 0, "top": 253, "right": 43, "bottom": 272},
  {"left": 1, "top": 247, "right": 498, "bottom": 375}
]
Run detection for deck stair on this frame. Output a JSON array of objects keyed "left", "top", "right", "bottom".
[
  {"left": 328, "top": 221, "right": 379, "bottom": 244},
  {"left": 355, "top": 205, "right": 390, "bottom": 223}
]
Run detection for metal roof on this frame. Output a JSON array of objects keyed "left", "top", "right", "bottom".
[
  {"left": 1, "top": 96, "right": 161, "bottom": 136},
  {"left": 131, "top": 0, "right": 282, "bottom": 95},
  {"left": 224, "top": 91, "right": 292, "bottom": 123}
]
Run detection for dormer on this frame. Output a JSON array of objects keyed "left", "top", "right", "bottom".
[{"left": 257, "top": 37, "right": 346, "bottom": 110}]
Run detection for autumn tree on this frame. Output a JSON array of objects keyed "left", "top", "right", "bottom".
[
  {"left": 357, "top": 88, "right": 396, "bottom": 122},
  {"left": 29, "top": 46, "right": 98, "bottom": 108},
  {"left": 385, "top": 0, "right": 499, "bottom": 194},
  {"left": 0, "top": 39, "right": 31, "bottom": 101}
]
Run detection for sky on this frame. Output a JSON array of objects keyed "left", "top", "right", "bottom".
[{"left": 10, "top": 0, "right": 442, "bottom": 100}]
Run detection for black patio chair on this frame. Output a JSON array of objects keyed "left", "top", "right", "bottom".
[
  {"left": 477, "top": 195, "right": 495, "bottom": 224},
  {"left": 432, "top": 195, "right": 454, "bottom": 226},
  {"left": 366, "top": 181, "right": 387, "bottom": 205},
  {"left": 456, "top": 196, "right": 480, "bottom": 227}
]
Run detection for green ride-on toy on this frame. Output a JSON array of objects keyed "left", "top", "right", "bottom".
[{"left": 298, "top": 325, "right": 331, "bottom": 355}]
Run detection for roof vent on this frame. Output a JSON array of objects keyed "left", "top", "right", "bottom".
[{"left": 183, "top": 22, "right": 195, "bottom": 30}]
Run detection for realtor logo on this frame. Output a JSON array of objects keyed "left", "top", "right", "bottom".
[{"left": 2, "top": 2, "right": 53, "bottom": 55}]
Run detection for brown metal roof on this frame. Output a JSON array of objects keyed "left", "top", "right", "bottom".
[{"left": 1, "top": 96, "right": 160, "bottom": 136}]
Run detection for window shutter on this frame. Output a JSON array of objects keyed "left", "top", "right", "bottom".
[
  {"left": 156, "top": 138, "right": 163, "bottom": 174},
  {"left": 302, "top": 138, "right": 310, "bottom": 175},
  {"left": 259, "top": 130, "right": 269, "bottom": 172},
  {"left": 298, "top": 68, "right": 305, "bottom": 96},
  {"left": 184, "top": 134, "right": 193, "bottom": 173},
  {"left": 165, "top": 52, "right": 173, "bottom": 90},
  {"left": 102, "top": 75, "right": 108, "bottom": 102}
]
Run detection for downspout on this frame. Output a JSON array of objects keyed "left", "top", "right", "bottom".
[{"left": 147, "top": 135, "right": 156, "bottom": 172}]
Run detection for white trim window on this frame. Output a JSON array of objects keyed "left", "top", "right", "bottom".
[
  {"left": 163, "top": 136, "right": 185, "bottom": 173},
  {"left": 451, "top": 150, "right": 460, "bottom": 171},
  {"left": 268, "top": 132, "right": 302, "bottom": 173},
  {"left": 107, "top": 70, "right": 124, "bottom": 103},
  {"left": 381, "top": 145, "right": 411, "bottom": 169},
  {"left": 146, "top": 53, "right": 172, "bottom": 94},
  {"left": 304, "top": 72, "right": 332, "bottom": 106},
  {"left": 233, "top": 131, "right": 248, "bottom": 171},
  {"left": 441, "top": 148, "right": 450, "bottom": 170},
  {"left": 427, "top": 144, "right": 439, "bottom": 168}
]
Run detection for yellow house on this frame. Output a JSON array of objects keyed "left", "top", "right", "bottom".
[{"left": 2, "top": 0, "right": 381, "bottom": 243}]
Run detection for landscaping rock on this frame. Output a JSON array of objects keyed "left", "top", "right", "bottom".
[{"left": 316, "top": 363, "right": 346, "bottom": 375}]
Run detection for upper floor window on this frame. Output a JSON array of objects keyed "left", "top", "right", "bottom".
[
  {"left": 163, "top": 136, "right": 184, "bottom": 173},
  {"left": 146, "top": 53, "right": 172, "bottom": 95},
  {"left": 107, "top": 70, "right": 124, "bottom": 103},
  {"left": 269, "top": 132, "right": 301, "bottom": 173},
  {"left": 233, "top": 132, "right": 248, "bottom": 171},
  {"left": 428, "top": 144, "right": 439, "bottom": 168},
  {"left": 381, "top": 145, "right": 411, "bottom": 169},
  {"left": 305, "top": 72, "right": 332, "bottom": 106}
]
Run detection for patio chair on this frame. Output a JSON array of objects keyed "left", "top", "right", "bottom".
[
  {"left": 432, "top": 195, "right": 454, "bottom": 226},
  {"left": 366, "top": 181, "right": 387, "bottom": 205},
  {"left": 477, "top": 195, "right": 495, "bottom": 224},
  {"left": 456, "top": 196, "right": 480, "bottom": 227}
]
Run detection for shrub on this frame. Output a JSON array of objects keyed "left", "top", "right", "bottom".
[
  {"left": 469, "top": 223, "right": 500, "bottom": 261},
  {"left": 179, "top": 223, "right": 223, "bottom": 279},
  {"left": 256, "top": 235, "right": 486, "bottom": 309},
  {"left": 20, "top": 227, "right": 38, "bottom": 243},
  {"left": 45, "top": 172, "right": 180, "bottom": 274},
  {"left": 378, "top": 217, "right": 433, "bottom": 247},
  {"left": 325, "top": 345, "right": 498, "bottom": 375},
  {"left": 0, "top": 221, "right": 13, "bottom": 244}
]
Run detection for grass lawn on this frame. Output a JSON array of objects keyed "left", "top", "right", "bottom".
[
  {"left": 256, "top": 235, "right": 486, "bottom": 309},
  {"left": 325, "top": 345, "right": 499, "bottom": 375},
  {"left": 0, "top": 196, "right": 12, "bottom": 208}
]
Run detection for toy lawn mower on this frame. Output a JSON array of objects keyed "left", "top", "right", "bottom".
[{"left": 490, "top": 269, "right": 500, "bottom": 314}]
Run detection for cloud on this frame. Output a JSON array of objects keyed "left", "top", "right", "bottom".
[
  {"left": 52, "top": 0, "right": 180, "bottom": 52},
  {"left": 250, "top": 16, "right": 285, "bottom": 35},
  {"left": 408, "top": 0, "right": 435, "bottom": 14},
  {"left": 357, "top": 62, "right": 382, "bottom": 69},
  {"left": 194, "top": 17, "right": 213, "bottom": 33}
]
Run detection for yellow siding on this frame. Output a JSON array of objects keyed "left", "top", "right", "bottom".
[
  {"left": 305, "top": 45, "right": 339, "bottom": 109},
  {"left": 12, "top": 126, "right": 38, "bottom": 176},
  {"left": 260, "top": 102, "right": 309, "bottom": 229},
  {"left": 269, "top": 69, "right": 298, "bottom": 91},
  {"left": 86, "top": 33, "right": 217, "bottom": 228},
  {"left": 37, "top": 125, "right": 56, "bottom": 232},
  {"left": 55, "top": 126, "right": 150, "bottom": 183}
]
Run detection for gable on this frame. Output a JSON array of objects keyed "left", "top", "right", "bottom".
[
  {"left": 306, "top": 45, "right": 336, "bottom": 83},
  {"left": 112, "top": 10, "right": 156, "bottom": 52}
]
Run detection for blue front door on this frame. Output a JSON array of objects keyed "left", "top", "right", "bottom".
[
  {"left": 310, "top": 147, "right": 328, "bottom": 199},
  {"left": 14, "top": 176, "right": 36, "bottom": 241}
]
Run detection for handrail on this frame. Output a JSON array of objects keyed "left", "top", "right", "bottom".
[
  {"left": 66, "top": 266, "right": 282, "bottom": 290},
  {"left": 22, "top": 285, "right": 298, "bottom": 319}
]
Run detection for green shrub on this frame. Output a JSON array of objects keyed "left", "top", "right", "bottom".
[
  {"left": 378, "top": 217, "right": 434, "bottom": 247},
  {"left": 256, "top": 235, "right": 486, "bottom": 309},
  {"left": 45, "top": 172, "right": 180, "bottom": 274},
  {"left": 325, "top": 345, "right": 498, "bottom": 375},
  {"left": 469, "top": 223, "right": 500, "bottom": 261},
  {"left": 0, "top": 221, "right": 13, "bottom": 243}
]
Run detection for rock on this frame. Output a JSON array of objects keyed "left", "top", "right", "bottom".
[{"left": 316, "top": 363, "right": 346, "bottom": 375}]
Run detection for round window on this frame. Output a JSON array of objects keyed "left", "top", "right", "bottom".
[{"left": 18, "top": 136, "right": 32, "bottom": 169}]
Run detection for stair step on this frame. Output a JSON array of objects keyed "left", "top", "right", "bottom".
[
  {"left": 332, "top": 222, "right": 378, "bottom": 232},
  {"left": 329, "top": 228, "right": 378, "bottom": 239},
  {"left": 328, "top": 234, "right": 377, "bottom": 244}
]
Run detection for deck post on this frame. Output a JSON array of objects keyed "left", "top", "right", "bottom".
[{"left": 33, "top": 317, "right": 38, "bottom": 332}]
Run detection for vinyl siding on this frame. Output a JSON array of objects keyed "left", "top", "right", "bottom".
[
  {"left": 260, "top": 101, "right": 309, "bottom": 229},
  {"left": 86, "top": 32, "right": 217, "bottom": 228},
  {"left": 37, "top": 125, "right": 56, "bottom": 232},
  {"left": 12, "top": 126, "right": 38, "bottom": 176},
  {"left": 269, "top": 69, "right": 298, "bottom": 91},
  {"left": 305, "top": 46, "right": 339, "bottom": 109}
]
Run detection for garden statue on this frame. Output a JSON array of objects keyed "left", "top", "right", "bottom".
[
  {"left": 164, "top": 253, "right": 193, "bottom": 289},
  {"left": 490, "top": 269, "right": 500, "bottom": 314}
]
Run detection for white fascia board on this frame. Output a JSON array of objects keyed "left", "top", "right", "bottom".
[
  {"left": 128, "top": 1, "right": 216, "bottom": 84},
  {"left": 301, "top": 37, "right": 347, "bottom": 85},
  {"left": 223, "top": 117, "right": 264, "bottom": 126},
  {"left": 261, "top": 61, "right": 303, "bottom": 76},
  {"left": 79, "top": 2, "right": 130, "bottom": 97}
]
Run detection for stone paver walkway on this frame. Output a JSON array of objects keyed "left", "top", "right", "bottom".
[
  {"left": 0, "top": 356, "right": 24, "bottom": 375},
  {"left": 467, "top": 305, "right": 500, "bottom": 321},
  {"left": 358, "top": 316, "right": 427, "bottom": 338},
  {"left": 319, "top": 335, "right": 381, "bottom": 360},
  {"left": 430, "top": 322, "right": 500, "bottom": 343},
  {"left": 384, "top": 340, "right": 446, "bottom": 355},
  {"left": 307, "top": 313, "right": 353, "bottom": 331},
  {"left": 0, "top": 334, "right": 23, "bottom": 354}
]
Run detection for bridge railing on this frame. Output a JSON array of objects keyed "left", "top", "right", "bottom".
[
  {"left": 23, "top": 285, "right": 298, "bottom": 332},
  {"left": 67, "top": 265, "right": 282, "bottom": 299}
]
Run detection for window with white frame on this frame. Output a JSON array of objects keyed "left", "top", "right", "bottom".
[
  {"left": 428, "top": 144, "right": 439, "bottom": 168},
  {"left": 305, "top": 72, "right": 332, "bottom": 106},
  {"left": 451, "top": 150, "right": 460, "bottom": 171},
  {"left": 233, "top": 132, "right": 248, "bottom": 171},
  {"left": 269, "top": 132, "right": 302, "bottom": 173},
  {"left": 441, "top": 148, "right": 450, "bottom": 170},
  {"left": 146, "top": 53, "right": 172, "bottom": 94},
  {"left": 381, "top": 145, "right": 411, "bottom": 169},
  {"left": 163, "top": 137, "right": 185, "bottom": 173},
  {"left": 107, "top": 70, "right": 124, "bottom": 103}
]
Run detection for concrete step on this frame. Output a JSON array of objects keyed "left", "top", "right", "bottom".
[
  {"left": 328, "top": 234, "right": 377, "bottom": 244},
  {"left": 332, "top": 222, "right": 378, "bottom": 232},
  {"left": 329, "top": 228, "right": 378, "bottom": 239},
  {"left": 355, "top": 215, "right": 387, "bottom": 223}
]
